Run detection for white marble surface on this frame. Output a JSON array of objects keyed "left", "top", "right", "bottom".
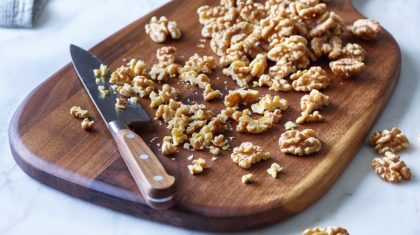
[{"left": 1, "top": 0, "right": 420, "bottom": 234}]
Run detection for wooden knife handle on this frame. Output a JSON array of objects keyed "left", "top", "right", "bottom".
[{"left": 113, "top": 129, "right": 176, "bottom": 209}]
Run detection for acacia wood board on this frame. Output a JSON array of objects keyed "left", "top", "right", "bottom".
[{"left": 9, "top": 0, "right": 401, "bottom": 231}]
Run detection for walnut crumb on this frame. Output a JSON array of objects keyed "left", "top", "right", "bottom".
[
  {"left": 231, "top": 142, "right": 271, "bottom": 169},
  {"left": 115, "top": 98, "right": 127, "bottom": 109},
  {"left": 267, "top": 163, "right": 283, "bottom": 178},
  {"left": 241, "top": 174, "right": 254, "bottom": 184},
  {"left": 372, "top": 151, "right": 411, "bottom": 183},
  {"left": 188, "top": 158, "right": 207, "bottom": 175}
]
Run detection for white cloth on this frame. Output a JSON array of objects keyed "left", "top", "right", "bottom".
[{"left": 0, "top": 0, "right": 46, "bottom": 28}]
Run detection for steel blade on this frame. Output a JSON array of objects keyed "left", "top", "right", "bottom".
[{"left": 70, "top": 44, "right": 149, "bottom": 126}]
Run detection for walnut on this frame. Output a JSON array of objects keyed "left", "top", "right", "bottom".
[
  {"left": 209, "top": 146, "right": 221, "bottom": 155},
  {"left": 267, "top": 163, "right": 283, "bottom": 178},
  {"left": 340, "top": 43, "right": 366, "bottom": 62},
  {"left": 81, "top": 118, "right": 94, "bottom": 130},
  {"left": 238, "top": 1, "right": 267, "bottom": 24},
  {"left": 162, "top": 136, "right": 177, "bottom": 156},
  {"left": 231, "top": 142, "right": 271, "bottom": 169},
  {"left": 348, "top": 18, "right": 381, "bottom": 40},
  {"left": 269, "top": 61, "right": 296, "bottom": 80},
  {"left": 309, "top": 11, "right": 345, "bottom": 37},
  {"left": 128, "top": 97, "right": 138, "bottom": 105},
  {"left": 197, "top": 5, "right": 237, "bottom": 38},
  {"left": 118, "top": 83, "right": 133, "bottom": 97},
  {"left": 203, "top": 84, "right": 222, "bottom": 101},
  {"left": 190, "top": 125, "right": 213, "bottom": 150},
  {"left": 310, "top": 35, "right": 343, "bottom": 60},
  {"left": 110, "top": 66, "right": 134, "bottom": 85},
  {"left": 285, "top": 121, "right": 297, "bottom": 130},
  {"left": 302, "top": 226, "right": 349, "bottom": 235},
  {"left": 171, "top": 127, "right": 188, "bottom": 146},
  {"left": 156, "top": 46, "right": 177, "bottom": 64},
  {"left": 98, "top": 85, "right": 109, "bottom": 97},
  {"left": 155, "top": 99, "right": 182, "bottom": 122},
  {"left": 70, "top": 106, "right": 89, "bottom": 119},
  {"left": 279, "top": 129, "right": 321, "bottom": 156},
  {"left": 219, "top": 49, "right": 249, "bottom": 67},
  {"left": 267, "top": 35, "right": 310, "bottom": 69},
  {"left": 180, "top": 71, "right": 210, "bottom": 89},
  {"left": 368, "top": 128, "right": 409, "bottom": 155},
  {"left": 128, "top": 58, "right": 148, "bottom": 77},
  {"left": 241, "top": 173, "right": 254, "bottom": 184},
  {"left": 224, "top": 88, "right": 259, "bottom": 107},
  {"left": 132, "top": 76, "right": 155, "bottom": 97},
  {"left": 149, "top": 84, "right": 178, "bottom": 108},
  {"left": 248, "top": 54, "right": 267, "bottom": 77},
  {"left": 212, "top": 134, "right": 230, "bottom": 150},
  {"left": 188, "top": 158, "right": 207, "bottom": 175},
  {"left": 223, "top": 60, "right": 253, "bottom": 88},
  {"left": 115, "top": 98, "right": 127, "bottom": 109},
  {"left": 296, "top": 110, "right": 325, "bottom": 124},
  {"left": 290, "top": 66, "right": 331, "bottom": 92},
  {"left": 149, "top": 62, "right": 180, "bottom": 82},
  {"left": 234, "top": 109, "right": 274, "bottom": 134},
  {"left": 93, "top": 64, "right": 108, "bottom": 78},
  {"left": 182, "top": 53, "right": 217, "bottom": 74},
  {"left": 145, "top": 16, "right": 181, "bottom": 43},
  {"left": 289, "top": 1, "right": 327, "bottom": 20},
  {"left": 257, "top": 74, "right": 292, "bottom": 92},
  {"left": 251, "top": 94, "right": 288, "bottom": 114},
  {"left": 371, "top": 151, "right": 411, "bottom": 183},
  {"left": 300, "top": 89, "right": 330, "bottom": 113},
  {"left": 329, "top": 58, "right": 365, "bottom": 78}
]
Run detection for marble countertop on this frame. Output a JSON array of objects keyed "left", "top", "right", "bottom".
[{"left": 1, "top": 0, "right": 419, "bottom": 234}]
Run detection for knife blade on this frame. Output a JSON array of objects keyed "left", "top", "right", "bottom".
[{"left": 70, "top": 44, "right": 176, "bottom": 209}]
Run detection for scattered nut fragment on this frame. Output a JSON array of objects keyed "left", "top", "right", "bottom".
[
  {"left": 285, "top": 121, "right": 297, "bottom": 130},
  {"left": 224, "top": 88, "right": 259, "bottom": 107},
  {"left": 290, "top": 66, "right": 331, "bottom": 92},
  {"left": 157, "top": 46, "right": 177, "bottom": 64},
  {"left": 188, "top": 158, "right": 207, "bottom": 175},
  {"left": 128, "top": 58, "right": 149, "bottom": 77},
  {"left": 347, "top": 18, "right": 381, "bottom": 40},
  {"left": 132, "top": 76, "right": 155, "bottom": 97},
  {"left": 279, "top": 129, "right": 321, "bottom": 156},
  {"left": 93, "top": 64, "right": 109, "bottom": 78},
  {"left": 203, "top": 84, "right": 222, "bottom": 101},
  {"left": 223, "top": 60, "right": 253, "bottom": 88},
  {"left": 182, "top": 53, "right": 217, "bottom": 74},
  {"left": 110, "top": 66, "right": 134, "bottom": 85},
  {"left": 267, "top": 163, "right": 283, "bottom": 178},
  {"left": 302, "top": 226, "right": 349, "bottom": 235},
  {"left": 330, "top": 58, "right": 365, "bottom": 78},
  {"left": 233, "top": 109, "right": 274, "bottom": 134},
  {"left": 241, "top": 174, "right": 254, "bottom": 184},
  {"left": 372, "top": 151, "right": 411, "bottom": 183},
  {"left": 149, "top": 84, "right": 179, "bottom": 108},
  {"left": 231, "top": 142, "right": 271, "bottom": 169},
  {"left": 115, "top": 98, "right": 127, "bottom": 109},
  {"left": 81, "top": 118, "right": 94, "bottom": 130},
  {"left": 145, "top": 16, "right": 181, "bottom": 43},
  {"left": 249, "top": 54, "right": 267, "bottom": 77},
  {"left": 368, "top": 128, "right": 409, "bottom": 155},
  {"left": 98, "top": 85, "right": 109, "bottom": 97},
  {"left": 296, "top": 110, "right": 325, "bottom": 124},
  {"left": 118, "top": 83, "right": 133, "bottom": 97},
  {"left": 209, "top": 146, "right": 221, "bottom": 155},
  {"left": 297, "top": 89, "right": 329, "bottom": 124},
  {"left": 162, "top": 136, "right": 177, "bottom": 156},
  {"left": 70, "top": 106, "right": 89, "bottom": 119},
  {"left": 251, "top": 94, "right": 288, "bottom": 114},
  {"left": 212, "top": 134, "right": 230, "bottom": 150}
]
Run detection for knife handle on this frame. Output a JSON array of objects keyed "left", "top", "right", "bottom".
[{"left": 113, "top": 129, "right": 176, "bottom": 209}]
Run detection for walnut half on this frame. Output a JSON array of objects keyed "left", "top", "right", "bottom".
[
  {"left": 372, "top": 151, "right": 411, "bottom": 183},
  {"left": 279, "top": 129, "right": 321, "bottom": 156},
  {"left": 302, "top": 226, "right": 349, "bottom": 235},
  {"left": 231, "top": 142, "right": 271, "bottom": 169},
  {"left": 368, "top": 127, "right": 409, "bottom": 155}
]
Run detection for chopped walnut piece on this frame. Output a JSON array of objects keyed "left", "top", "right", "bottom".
[
  {"left": 267, "top": 163, "right": 283, "bottom": 178},
  {"left": 81, "top": 118, "right": 94, "bottom": 130},
  {"left": 212, "top": 134, "right": 230, "bottom": 150},
  {"left": 224, "top": 88, "right": 259, "bottom": 107},
  {"left": 188, "top": 158, "right": 207, "bottom": 175},
  {"left": 257, "top": 74, "right": 292, "bottom": 92},
  {"left": 190, "top": 125, "right": 213, "bottom": 150},
  {"left": 145, "top": 16, "right": 181, "bottom": 43},
  {"left": 93, "top": 64, "right": 109, "bottom": 78},
  {"left": 348, "top": 18, "right": 381, "bottom": 40},
  {"left": 279, "top": 129, "right": 321, "bottom": 156},
  {"left": 70, "top": 106, "right": 89, "bottom": 119},
  {"left": 290, "top": 66, "right": 331, "bottom": 92},
  {"left": 182, "top": 53, "right": 217, "bottom": 74},
  {"left": 118, "top": 83, "right": 133, "bottom": 97},
  {"left": 249, "top": 54, "right": 267, "bottom": 77},
  {"left": 128, "top": 58, "right": 148, "bottom": 77},
  {"left": 180, "top": 71, "right": 210, "bottom": 89},
  {"left": 162, "top": 136, "right": 177, "bottom": 156},
  {"left": 241, "top": 173, "right": 254, "bottom": 184},
  {"left": 110, "top": 66, "right": 134, "bottom": 85},
  {"left": 301, "top": 89, "right": 330, "bottom": 113},
  {"left": 115, "top": 98, "right": 127, "bottom": 109},
  {"left": 309, "top": 11, "right": 345, "bottom": 37},
  {"left": 269, "top": 61, "right": 296, "bottom": 80},
  {"left": 302, "top": 226, "right": 349, "bottom": 235},
  {"left": 368, "top": 128, "right": 409, "bottom": 155},
  {"left": 209, "top": 146, "right": 221, "bottom": 155},
  {"left": 372, "top": 151, "right": 411, "bottom": 183},
  {"left": 267, "top": 35, "right": 310, "bottom": 69},
  {"left": 149, "top": 62, "right": 180, "bottom": 82},
  {"left": 311, "top": 35, "right": 343, "bottom": 60},
  {"left": 235, "top": 110, "right": 274, "bottom": 134},
  {"left": 231, "top": 142, "right": 271, "bottom": 169},
  {"left": 149, "top": 84, "right": 178, "bottom": 108},
  {"left": 132, "top": 76, "right": 155, "bottom": 97},
  {"left": 223, "top": 60, "right": 253, "bottom": 88},
  {"left": 330, "top": 58, "right": 365, "bottom": 78},
  {"left": 98, "top": 85, "right": 109, "bottom": 97},
  {"left": 296, "top": 110, "right": 325, "bottom": 124},
  {"left": 220, "top": 49, "right": 249, "bottom": 67},
  {"left": 285, "top": 121, "right": 297, "bottom": 130},
  {"left": 203, "top": 84, "right": 222, "bottom": 101},
  {"left": 251, "top": 94, "right": 288, "bottom": 114},
  {"left": 156, "top": 46, "right": 177, "bottom": 64}
]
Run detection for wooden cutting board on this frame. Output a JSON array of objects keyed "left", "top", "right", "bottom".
[{"left": 9, "top": 0, "right": 400, "bottom": 232}]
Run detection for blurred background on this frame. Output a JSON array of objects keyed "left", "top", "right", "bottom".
[{"left": 0, "top": 0, "right": 419, "bottom": 234}]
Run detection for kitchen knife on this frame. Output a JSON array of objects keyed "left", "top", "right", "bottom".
[{"left": 70, "top": 44, "right": 176, "bottom": 209}]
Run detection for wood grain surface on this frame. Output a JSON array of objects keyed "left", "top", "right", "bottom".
[{"left": 9, "top": 0, "right": 401, "bottom": 231}]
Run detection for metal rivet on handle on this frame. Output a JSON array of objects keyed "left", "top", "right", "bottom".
[
  {"left": 126, "top": 133, "right": 135, "bottom": 139},
  {"left": 154, "top": 175, "right": 163, "bottom": 182},
  {"left": 140, "top": 154, "right": 149, "bottom": 160}
]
